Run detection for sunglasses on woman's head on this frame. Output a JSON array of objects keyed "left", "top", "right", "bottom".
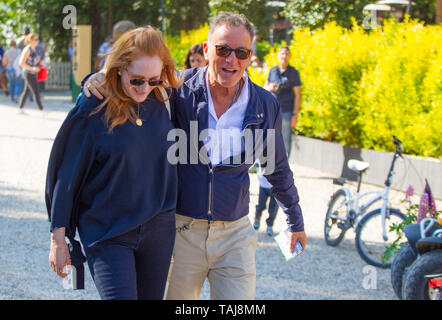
[
  {"left": 128, "top": 77, "right": 164, "bottom": 87},
  {"left": 213, "top": 44, "right": 252, "bottom": 60}
]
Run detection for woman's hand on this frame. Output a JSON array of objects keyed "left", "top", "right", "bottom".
[
  {"left": 49, "top": 228, "right": 71, "bottom": 278},
  {"left": 83, "top": 72, "right": 107, "bottom": 100}
]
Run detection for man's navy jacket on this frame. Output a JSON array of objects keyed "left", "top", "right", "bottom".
[{"left": 173, "top": 67, "right": 304, "bottom": 232}]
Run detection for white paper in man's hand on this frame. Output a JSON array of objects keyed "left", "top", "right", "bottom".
[{"left": 274, "top": 229, "right": 304, "bottom": 261}]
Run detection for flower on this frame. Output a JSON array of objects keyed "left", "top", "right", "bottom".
[
  {"left": 417, "top": 193, "right": 429, "bottom": 223},
  {"left": 424, "top": 180, "right": 437, "bottom": 218},
  {"left": 405, "top": 185, "right": 414, "bottom": 202}
]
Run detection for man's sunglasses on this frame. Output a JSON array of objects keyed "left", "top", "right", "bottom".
[
  {"left": 213, "top": 44, "right": 252, "bottom": 60},
  {"left": 128, "top": 77, "right": 164, "bottom": 87}
]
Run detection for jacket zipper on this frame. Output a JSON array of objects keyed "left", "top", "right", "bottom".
[
  {"left": 207, "top": 166, "right": 214, "bottom": 226},
  {"left": 205, "top": 120, "right": 262, "bottom": 226}
]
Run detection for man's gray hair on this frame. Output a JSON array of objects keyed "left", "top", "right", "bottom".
[{"left": 208, "top": 11, "right": 255, "bottom": 44}]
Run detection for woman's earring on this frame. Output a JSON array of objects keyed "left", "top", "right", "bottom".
[{"left": 118, "top": 71, "right": 121, "bottom": 76}]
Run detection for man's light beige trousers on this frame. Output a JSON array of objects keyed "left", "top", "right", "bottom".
[{"left": 165, "top": 213, "right": 258, "bottom": 300}]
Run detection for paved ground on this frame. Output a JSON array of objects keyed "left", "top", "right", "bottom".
[{"left": 0, "top": 90, "right": 414, "bottom": 300}]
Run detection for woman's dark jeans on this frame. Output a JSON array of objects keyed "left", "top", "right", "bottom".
[{"left": 84, "top": 211, "right": 176, "bottom": 300}]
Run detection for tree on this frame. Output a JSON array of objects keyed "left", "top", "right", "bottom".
[
  {"left": 283, "top": 0, "right": 439, "bottom": 31},
  {"left": 209, "top": 0, "right": 280, "bottom": 39},
  {"left": 283, "top": 0, "right": 372, "bottom": 30},
  {"left": 165, "top": 0, "right": 209, "bottom": 35}
]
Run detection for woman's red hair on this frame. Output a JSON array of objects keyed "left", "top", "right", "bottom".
[{"left": 94, "top": 25, "right": 182, "bottom": 131}]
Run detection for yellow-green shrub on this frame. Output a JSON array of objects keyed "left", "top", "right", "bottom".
[
  {"left": 165, "top": 24, "right": 209, "bottom": 69},
  {"left": 248, "top": 19, "right": 442, "bottom": 158}
]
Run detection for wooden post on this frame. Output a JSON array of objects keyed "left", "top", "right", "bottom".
[
  {"left": 437, "top": 0, "right": 442, "bottom": 24},
  {"left": 71, "top": 25, "right": 92, "bottom": 102}
]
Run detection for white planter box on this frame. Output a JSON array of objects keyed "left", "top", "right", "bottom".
[{"left": 290, "top": 135, "right": 442, "bottom": 200}]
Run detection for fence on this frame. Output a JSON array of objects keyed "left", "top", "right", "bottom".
[{"left": 45, "top": 61, "right": 71, "bottom": 89}]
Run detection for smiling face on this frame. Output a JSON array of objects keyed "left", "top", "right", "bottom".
[
  {"left": 204, "top": 24, "right": 252, "bottom": 89},
  {"left": 120, "top": 55, "right": 163, "bottom": 103}
]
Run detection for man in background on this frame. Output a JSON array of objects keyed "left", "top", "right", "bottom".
[{"left": 264, "top": 46, "right": 301, "bottom": 157}]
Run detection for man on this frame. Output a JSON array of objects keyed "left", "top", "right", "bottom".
[
  {"left": 167, "top": 12, "right": 307, "bottom": 300},
  {"left": 83, "top": 12, "right": 307, "bottom": 300},
  {"left": 264, "top": 46, "right": 302, "bottom": 157},
  {"left": 17, "top": 26, "right": 31, "bottom": 50},
  {"left": 95, "top": 35, "right": 113, "bottom": 71}
]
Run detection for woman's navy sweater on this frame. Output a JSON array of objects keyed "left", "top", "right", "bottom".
[{"left": 45, "top": 92, "right": 177, "bottom": 248}]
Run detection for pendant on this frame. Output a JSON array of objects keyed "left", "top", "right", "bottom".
[{"left": 136, "top": 118, "right": 143, "bottom": 126}]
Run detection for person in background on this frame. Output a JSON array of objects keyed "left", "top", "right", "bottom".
[
  {"left": 95, "top": 35, "right": 113, "bottom": 71},
  {"left": 68, "top": 40, "right": 73, "bottom": 91},
  {"left": 18, "top": 33, "right": 45, "bottom": 112},
  {"left": 264, "top": 46, "right": 301, "bottom": 157},
  {"left": 2, "top": 40, "right": 21, "bottom": 103},
  {"left": 183, "top": 43, "right": 207, "bottom": 69},
  {"left": 17, "top": 26, "right": 31, "bottom": 50},
  {"left": 36, "top": 41, "right": 48, "bottom": 92},
  {"left": 0, "top": 43, "right": 9, "bottom": 96},
  {"left": 253, "top": 162, "right": 279, "bottom": 237},
  {"left": 250, "top": 54, "right": 263, "bottom": 73}
]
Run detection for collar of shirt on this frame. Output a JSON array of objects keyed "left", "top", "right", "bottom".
[{"left": 204, "top": 70, "right": 250, "bottom": 166}]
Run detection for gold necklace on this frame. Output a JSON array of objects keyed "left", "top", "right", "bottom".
[{"left": 136, "top": 104, "right": 143, "bottom": 126}]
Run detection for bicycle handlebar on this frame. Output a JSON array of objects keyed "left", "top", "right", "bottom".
[
  {"left": 385, "top": 136, "right": 403, "bottom": 187},
  {"left": 392, "top": 135, "right": 403, "bottom": 155}
]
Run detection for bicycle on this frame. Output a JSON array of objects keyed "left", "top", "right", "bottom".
[{"left": 324, "top": 136, "right": 406, "bottom": 268}]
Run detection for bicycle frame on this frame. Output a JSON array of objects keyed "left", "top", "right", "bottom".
[
  {"left": 354, "top": 187, "right": 392, "bottom": 239},
  {"left": 332, "top": 178, "right": 393, "bottom": 241},
  {"left": 353, "top": 140, "right": 401, "bottom": 239}
]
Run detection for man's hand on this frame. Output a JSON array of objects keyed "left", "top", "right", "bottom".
[
  {"left": 83, "top": 72, "right": 107, "bottom": 100},
  {"left": 289, "top": 231, "right": 307, "bottom": 255}
]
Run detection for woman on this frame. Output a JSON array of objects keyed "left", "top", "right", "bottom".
[
  {"left": 46, "top": 26, "right": 182, "bottom": 300},
  {"left": 18, "top": 33, "right": 44, "bottom": 111},
  {"left": 183, "top": 43, "right": 207, "bottom": 69}
]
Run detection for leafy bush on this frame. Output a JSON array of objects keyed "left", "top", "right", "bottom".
[
  {"left": 165, "top": 24, "right": 209, "bottom": 69},
  {"left": 247, "top": 18, "right": 442, "bottom": 158}
]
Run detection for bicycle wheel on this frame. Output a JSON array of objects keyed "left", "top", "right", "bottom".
[
  {"left": 324, "top": 189, "right": 349, "bottom": 246},
  {"left": 355, "top": 208, "right": 406, "bottom": 268}
]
